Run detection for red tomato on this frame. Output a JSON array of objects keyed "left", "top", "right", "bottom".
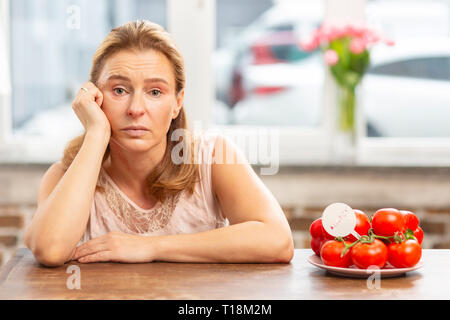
[
  {"left": 322, "top": 227, "right": 335, "bottom": 240},
  {"left": 310, "top": 218, "right": 326, "bottom": 256},
  {"left": 351, "top": 239, "right": 388, "bottom": 269},
  {"left": 400, "top": 210, "right": 420, "bottom": 231},
  {"left": 310, "top": 217, "right": 334, "bottom": 240},
  {"left": 311, "top": 237, "right": 323, "bottom": 256},
  {"left": 309, "top": 218, "right": 324, "bottom": 238},
  {"left": 371, "top": 208, "right": 406, "bottom": 237},
  {"left": 388, "top": 239, "right": 422, "bottom": 268},
  {"left": 413, "top": 226, "right": 424, "bottom": 245},
  {"left": 345, "top": 209, "right": 371, "bottom": 242},
  {"left": 320, "top": 240, "right": 353, "bottom": 268}
]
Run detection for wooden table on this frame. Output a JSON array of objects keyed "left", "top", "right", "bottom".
[{"left": 0, "top": 248, "right": 449, "bottom": 300}]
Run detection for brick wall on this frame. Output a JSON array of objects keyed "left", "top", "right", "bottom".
[
  {"left": 0, "top": 164, "right": 44, "bottom": 267},
  {"left": 1, "top": 164, "right": 450, "bottom": 268}
]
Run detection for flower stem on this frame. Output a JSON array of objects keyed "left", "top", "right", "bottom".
[{"left": 339, "top": 85, "right": 356, "bottom": 136}]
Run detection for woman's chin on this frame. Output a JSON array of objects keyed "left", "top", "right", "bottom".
[{"left": 110, "top": 136, "right": 157, "bottom": 153}]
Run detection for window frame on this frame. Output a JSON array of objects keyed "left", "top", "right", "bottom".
[{"left": 1, "top": 0, "right": 450, "bottom": 167}]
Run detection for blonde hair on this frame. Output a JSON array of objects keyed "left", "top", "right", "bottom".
[{"left": 62, "top": 20, "right": 199, "bottom": 202}]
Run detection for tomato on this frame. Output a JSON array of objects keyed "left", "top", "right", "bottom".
[
  {"left": 371, "top": 208, "right": 406, "bottom": 237},
  {"left": 400, "top": 210, "right": 420, "bottom": 231},
  {"left": 413, "top": 226, "right": 424, "bottom": 245},
  {"left": 310, "top": 218, "right": 329, "bottom": 256},
  {"left": 388, "top": 239, "right": 422, "bottom": 268},
  {"left": 309, "top": 218, "right": 324, "bottom": 239},
  {"left": 311, "top": 237, "right": 323, "bottom": 256},
  {"left": 321, "top": 225, "right": 335, "bottom": 240},
  {"left": 351, "top": 239, "right": 388, "bottom": 269},
  {"left": 345, "top": 209, "right": 371, "bottom": 242},
  {"left": 320, "top": 240, "right": 353, "bottom": 268}
]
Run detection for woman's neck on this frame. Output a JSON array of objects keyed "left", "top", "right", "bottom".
[{"left": 104, "top": 138, "right": 167, "bottom": 197}]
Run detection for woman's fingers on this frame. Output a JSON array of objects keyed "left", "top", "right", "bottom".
[
  {"left": 72, "top": 80, "right": 110, "bottom": 136},
  {"left": 67, "top": 247, "right": 78, "bottom": 262},
  {"left": 74, "top": 237, "right": 109, "bottom": 260},
  {"left": 81, "top": 81, "right": 103, "bottom": 107},
  {"left": 78, "top": 250, "right": 112, "bottom": 263},
  {"left": 95, "top": 90, "right": 103, "bottom": 108}
]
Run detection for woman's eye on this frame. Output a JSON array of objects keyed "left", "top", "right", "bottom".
[
  {"left": 113, "top": 88, "right": 126, "bottom": 95},
  {"left": 149, "top": 89, "right": 161, "bottom": 97}
]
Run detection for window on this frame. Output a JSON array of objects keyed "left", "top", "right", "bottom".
[
  {"left": 9, "top": 0, "right": 166, "bottom": 142},
  {"left": 354, "top": 0, "right": 450, "bottom": 165},
  {"left": 362, "top": 0, "right": 450, "bottom": 139},
  {"left": 213, "top": 0, "right": 325, "bottom": 128},
  {"left": 369, "top": 57, "right": 450, "bottom": 81},
  {"left": 2, "top": 0, "right": 450, "bottom": 166}
]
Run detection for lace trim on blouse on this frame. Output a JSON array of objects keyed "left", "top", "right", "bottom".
[{"left": 96, "top": 169, "right": 182, "bottom": 234}]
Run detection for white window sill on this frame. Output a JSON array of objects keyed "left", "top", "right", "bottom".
[{"left": 2, "top": 133, "right": 450, "bottom": 168}]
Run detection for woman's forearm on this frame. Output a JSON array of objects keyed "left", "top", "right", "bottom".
[
  {"left": 26, "top": 131, "right": 109, "bottom": 265},
  {"left": 152, "top": 221, "right": 294, "bottom": 263}
]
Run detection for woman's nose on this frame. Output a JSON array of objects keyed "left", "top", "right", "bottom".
[{"left": 127, "top": 93, "right": 145, "bottom": 117}]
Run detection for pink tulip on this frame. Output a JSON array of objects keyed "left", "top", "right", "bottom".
[
  {"left": 310, "top": 24, "right": 394, "bottom": 51},
  {"left": 327, "top": 26, "right": 342, "bottom": 42},
  {"left": 349, "top": 38, "right": 366, "bottom": 54},
  {"left": 343, "top": 25, "right": 355, "bottom": 37},
  {"left": 384, "top": 38, "right": 396, "bottom": 46},
  {"left": 299, "top": 35, "right": 319, "bottom": 51},
  {"left": 317, "top": 24, "right": 340, "bottom": 42},
  {"left": 344, "top": 24, "right": 365, "bottom": 38},
  {"left": 324, "top": 49, "right": 339, "bottom": 66}
]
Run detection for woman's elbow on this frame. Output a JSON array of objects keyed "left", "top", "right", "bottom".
[
  {"left": 25, "top": 233, "right": 69, "bottom": 267},
  {"left": 268, "top": 232, "right": 294, "bottom": 264},
  {"left": 32, "top": 247, "right": 69, "bottom": 267},
  {"left": 277, "top": 237, "right": 295, "bottom": 263}
]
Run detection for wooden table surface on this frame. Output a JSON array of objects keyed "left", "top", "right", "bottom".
[{"left": 0, "top": 248, "right": 449, "bottom": 300}]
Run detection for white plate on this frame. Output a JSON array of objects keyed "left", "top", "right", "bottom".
[{"left": 307, "top": 254, "right": 424, "bottom": 278}]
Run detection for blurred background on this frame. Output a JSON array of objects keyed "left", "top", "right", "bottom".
[{"left": 1, "top": 0, "right": 450, "bottom": 267}]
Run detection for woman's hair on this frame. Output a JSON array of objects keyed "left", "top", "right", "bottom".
[{"left": 62, "top": 20, "right": 199, "bottom": 202}]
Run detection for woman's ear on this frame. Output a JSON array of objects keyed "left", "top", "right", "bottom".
[{"left": 173, "top": 89, "right": 184, "bottom": 119}]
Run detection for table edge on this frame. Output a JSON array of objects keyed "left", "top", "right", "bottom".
[{"left": 0, "top": 248, "right": 29, "bottom": 285}]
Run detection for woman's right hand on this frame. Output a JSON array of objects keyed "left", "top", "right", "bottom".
[{"left": 72, "top": 81, "right": 111, "bottom": 141}]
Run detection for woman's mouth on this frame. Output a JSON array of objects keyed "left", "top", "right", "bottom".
[{"left": 121, "top": 126, "right": 149, "bottom": 137}]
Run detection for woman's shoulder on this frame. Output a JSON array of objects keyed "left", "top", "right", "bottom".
[
  {"left": 192, "top": 131, "right": 231, "bottom": 152},
  {"left": 190, "top": 131, "right": 248, "bottom": 166}
]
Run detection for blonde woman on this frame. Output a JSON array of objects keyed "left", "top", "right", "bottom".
[{"left": 24, "top": 20, "right": 294, "bottom": 267}]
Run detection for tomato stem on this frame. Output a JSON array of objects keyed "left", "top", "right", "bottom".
[
  {"left": 404, "top": 228, "right": 418, "bottom": 242},
  {"left": 339, "top": 237, "right": 361, "bottom": 258},
  {"left": 368, "top": 228, "right": 393, "bottom": 243}
]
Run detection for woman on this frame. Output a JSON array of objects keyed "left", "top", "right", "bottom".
[{"left": 24, "top": 20, "right": 294, "bottom": 267}]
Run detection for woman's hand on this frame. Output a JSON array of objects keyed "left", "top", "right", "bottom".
[
  {"left": 72, "top": 81, "right": 111, "bottom": 140},
  {"left": 71, "top": 231, "right": 156, "bottom": 263}
]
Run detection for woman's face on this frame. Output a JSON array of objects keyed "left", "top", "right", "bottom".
[{"left": 97, "top": 49, "right": 183, "bottom": 153}]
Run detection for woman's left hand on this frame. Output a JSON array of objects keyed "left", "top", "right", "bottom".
[{"left": 72, "top": 231, "right": 156, "bottom": 263}]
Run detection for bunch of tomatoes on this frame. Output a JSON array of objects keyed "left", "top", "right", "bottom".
[{"left": 310, "top": 208, "right": 423, "bottom": 269}]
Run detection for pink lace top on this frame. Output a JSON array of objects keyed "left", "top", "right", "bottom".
[{"left": 78, "top": 133, "right": 229, "bottom": 245}]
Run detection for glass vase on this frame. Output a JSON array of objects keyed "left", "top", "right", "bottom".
[{"left": 333, "top": 85, "right": 358, "bottom": 163}]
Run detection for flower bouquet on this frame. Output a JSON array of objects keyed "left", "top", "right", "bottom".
[{"left": 300, "top": 24, "right": 394, "bottom": 155}]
